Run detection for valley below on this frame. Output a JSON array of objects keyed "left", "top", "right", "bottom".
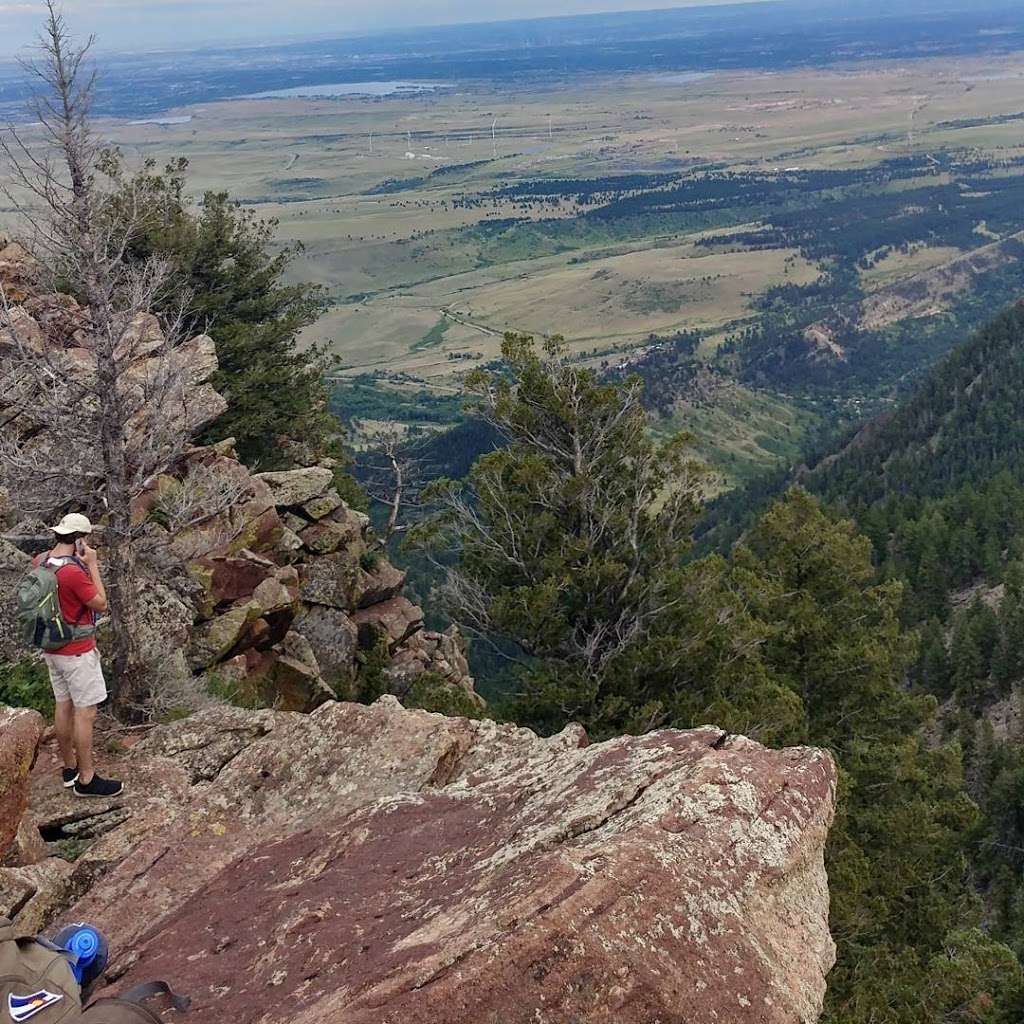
[{"left": 24, "top": 43, "right": 1019, "bottom": 485}]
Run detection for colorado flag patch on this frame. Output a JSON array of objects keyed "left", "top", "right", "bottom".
[{"left": 8, "top": 991, "right": 62, "bottom": 1022}]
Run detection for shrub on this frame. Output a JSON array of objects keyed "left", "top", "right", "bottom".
[
  {"left": 404, "top": 673, "right": 486, "bottom": 720},
  {"left": 359, "top": 549, "right": 382, "bottom": 573},
  {"left": 0, "top": 659, "right": 54, "bottom": 718}
]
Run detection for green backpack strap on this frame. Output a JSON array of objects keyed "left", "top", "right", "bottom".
[{"left": 54, "top": 557, "right": 99, "bottom": 644}]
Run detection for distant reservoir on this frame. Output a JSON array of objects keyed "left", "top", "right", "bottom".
[{"left": 244, "top": 81, "right": 449, "bottom": 99}]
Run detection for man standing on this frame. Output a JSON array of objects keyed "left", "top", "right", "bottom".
[{"left": 35, "top": 513, "right": 123, "bottom": 798}]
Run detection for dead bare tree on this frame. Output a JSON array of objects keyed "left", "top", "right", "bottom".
[
  {"left": 0, "top": 4, "right": 237, "bottom": 712},
  {"left": 358, "top": 422, "right": 434, "bottom": 547}
]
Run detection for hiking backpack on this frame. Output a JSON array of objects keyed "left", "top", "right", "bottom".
[
  {"left": 79, "top": 984, "right": 190, "bottom": 1024},
  {"left": 0, "top": 917, "right": 81, "bottom": 1024},
  {"left": 15, "top": 558, "right": 97, "bottom": 652},
  {"left": 0, "top": 920, "right": 189, "bottom": 1024}
]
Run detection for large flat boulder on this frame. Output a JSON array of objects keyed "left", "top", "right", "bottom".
[
  {"left": 255, "top": 467, "right": 334, "bottom": 509},
  {"left": 42, "top": 702, "right": 835, "bottom": 1024},
  {"left": 0, "top": 705, "right": 44, "bottom": 861}
]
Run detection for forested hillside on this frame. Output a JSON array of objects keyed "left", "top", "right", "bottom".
[
  {"left": 717, "top": 300, "right": 1024, "bottom": 977},
  {"left": 810, "top": 302, "right": 1024, "bottom": 629}
]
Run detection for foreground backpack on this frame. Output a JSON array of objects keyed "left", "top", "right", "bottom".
[
  {"left": 0, "top": 918, "right": 80, "bottom": 1024},
  {"left": 0, "top": 919, "right": 189, "bottom": 1024},
  {"left": 15, "top": 558, "right": 97, "bottom": 652}
]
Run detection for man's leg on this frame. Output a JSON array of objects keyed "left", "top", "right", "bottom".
[
  {"left": 68, "top": 650, "right": 121, "bottom": 797},
  {"left": 53, "top": 699, "right": 76, "bottom": 769},
  {"left": 42, "top": 654, "right": 76, "bottom": 777},
  {"left": 72, "top": 704, "right": 98, "bottom": 785}
]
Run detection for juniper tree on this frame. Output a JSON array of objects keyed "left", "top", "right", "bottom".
[{"left": 414, "top": 333, "right": 715, "bottom": 733}]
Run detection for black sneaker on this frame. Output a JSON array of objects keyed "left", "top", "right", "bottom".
[
  {"left": 61, "top": 767, "right": 79, "bottom": 789},
  {"left": 74, "top": 775, "right": 124, "bottom": 799}
]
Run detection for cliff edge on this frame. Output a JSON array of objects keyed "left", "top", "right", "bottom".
[{"left": 2, "top": 700, "right": 837, "bottom": 1023}]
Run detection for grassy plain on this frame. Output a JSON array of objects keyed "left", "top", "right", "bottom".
[
  {"left": 5, "top": 51, "right": 1024, "bottom": 477},
  {"left": 75, "top": 53, "right": 1024, "bottom": 377}
]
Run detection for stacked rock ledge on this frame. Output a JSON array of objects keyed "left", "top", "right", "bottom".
[{"left": 0, "top": 241, "right": 478, "bottom": 711}]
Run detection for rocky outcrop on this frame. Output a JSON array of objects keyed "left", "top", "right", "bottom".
[
  {"left": 386, "top": 623, "right": 478, "bottom": 700},
  {"left": 0, "top": 540, "right": 30, "bottom": 673},
  {"left": 156, "top": 450, "right": 479, "bottom": 710},
  {"left": 0, "top": 707, "right": 43, "bottom": 861},
  {"left": 3, "top": 700, "right": 837, "bottom": 1023},
  {"left": 0, "top": 240, "right": 477, "bottom": 709}
]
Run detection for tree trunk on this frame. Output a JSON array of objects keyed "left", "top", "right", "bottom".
[
  {"left": 91, "top": 281, "right": 146, "bottom": 715},
  {"left": 103, "top": 524, "right": 144, "bottom": 713}
]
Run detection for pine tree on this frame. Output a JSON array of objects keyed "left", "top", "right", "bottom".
[
  {"left": 101, "top": 156, "right": 334, "bottom": 469},
  {"left": 994, "top": 587, "right": 1024, "bottom": 693},
  {"left": 914, "top": 537, "right": 951, "bottom": 621},
  {"left": 735, "top": 488, "right": 918, "bottom": 751},
  {"left": 971, "top": 598, "right": 1001, "bottom": 681},
  {"left": 951, "top": 611, "right": 988, "bottom": 709},
  {"left": 734, "top": 490, "right": 1017, "bottom": 1024},
  {"left": 916, "top": 618, "right": 952, "bottom": 696}
]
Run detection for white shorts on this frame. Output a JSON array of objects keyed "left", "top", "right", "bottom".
[{"left": 42, "top": 648, "right": 108, "bottom": 708}]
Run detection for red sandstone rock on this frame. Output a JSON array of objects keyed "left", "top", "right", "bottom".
[
  {"left": 0, "top": 706, "right": 43, "bottom": 861},
  {"left": 193, "top": 552, "right": 276, "bottom": 610},
  {"left": 356, "top": 560, "right": 407, "bottom": 608},
  {"left": 351, "top": 596, "right": 424, "bottom": 651},
  {"left": 42, "top": 702, "right": 835, "bottom": 1024}
]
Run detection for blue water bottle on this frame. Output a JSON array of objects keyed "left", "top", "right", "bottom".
[{"left": 51, "top": 924, "right": 109, "bottom": 987}]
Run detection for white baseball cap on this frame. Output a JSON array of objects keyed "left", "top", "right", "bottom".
[{"left": 51, "top": 512, "right": 94, "bottom": 536}]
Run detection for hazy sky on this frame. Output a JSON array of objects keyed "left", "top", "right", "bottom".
[{"left": 0, "top": 0, "right": 773, "bottom": 55}]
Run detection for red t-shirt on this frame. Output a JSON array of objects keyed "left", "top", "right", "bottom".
[{"left": 32, "top": 554, "right": 98, "bottom": 655}]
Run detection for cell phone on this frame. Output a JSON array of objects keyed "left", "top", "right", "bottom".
[{"left": 75, "top": 539, "right": 85, "bottom": 556}]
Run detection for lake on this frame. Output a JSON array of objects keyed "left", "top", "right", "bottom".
[{"left": 245, "top": 81, "right": 450, "bottom": 99}]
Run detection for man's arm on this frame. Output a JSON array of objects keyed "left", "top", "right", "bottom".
[{"left": 81, "top": 544, "right": 108, "bottom": 613}]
